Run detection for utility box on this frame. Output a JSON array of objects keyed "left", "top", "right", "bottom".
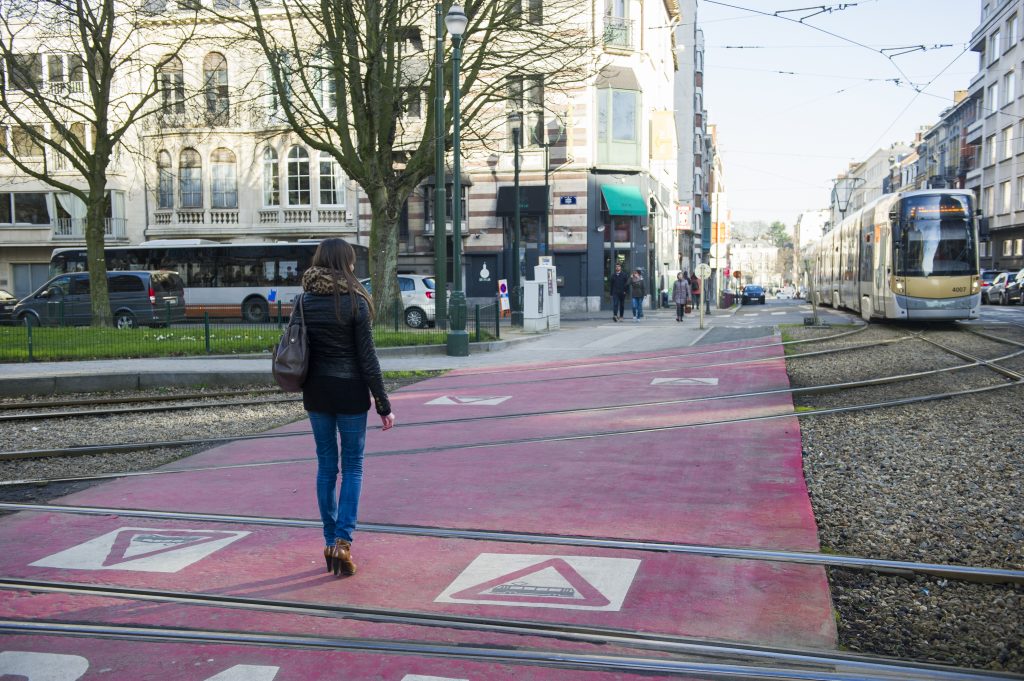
[{"left": 522, "top": 264, "right": 560, "bottom": 332}]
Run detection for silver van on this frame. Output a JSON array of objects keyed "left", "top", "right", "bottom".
[{"left": 13, "top": 271, "right": 186, "bottom": 328}]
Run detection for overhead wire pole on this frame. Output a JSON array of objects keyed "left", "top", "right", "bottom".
[{"left": 433, "top": 3, "right": 448, "bottom": 328}]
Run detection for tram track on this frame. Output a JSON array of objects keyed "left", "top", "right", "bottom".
[
  {"left": 0, "top": 502, "right": 1020, "bottom": 584},
  {"left": 0, "top": 579, "right": 1016, "bottom": 681}
]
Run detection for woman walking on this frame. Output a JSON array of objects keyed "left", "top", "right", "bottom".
[
  {"left": 629, "top": 269, "right": 646, "bottom": 321},
  {"left": 297, "top": 238, "right": 395, "bottom": 577},
  {"left": 672, "top": 271, "right": 692, "bottom": 321}
]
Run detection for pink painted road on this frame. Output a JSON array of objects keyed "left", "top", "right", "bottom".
[{"left": 0, "top": 336, "right": 837, "bottom": 679}]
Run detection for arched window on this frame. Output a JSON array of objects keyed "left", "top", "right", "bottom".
[
  {"left": 157, "top": 150, "right": 173, "bottom": 209},
  {"left": 157, "top": 56, "right": 184, "bottom": 115},
  {"left": 287, "top": 146, "right": 310, "bottom": 205},
  {"left": 179, "top": 148, "right": 202, "bottom": 209},
  {"left": 318, "top": 151, "right": 345, "bottom": 206},
  {"left": 263, "top": 147, "right": 279, "bottom": 206},
  {"left": 210, "top": 148, "right": 237, "bottom": 209},
  {"left": 203, "top": 52, "right": 230, "bottom": 124}
]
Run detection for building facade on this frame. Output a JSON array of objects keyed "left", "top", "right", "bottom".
[
  {"left": 0, "top": 0, "right": 689, "bottom": 314},
  {"left": 673, "top": 0, "right": 707, "bottom": 276}
]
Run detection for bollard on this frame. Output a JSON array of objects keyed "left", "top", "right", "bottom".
[
  {"left": 494, "top": 303, "right": 500, "bottom": 340},
  {"left": 204, "top": 311, "right": 211, "bottom": 354},
  {"left": 474, "top": 304, "right": 480, "bottom": 342},
  {"left": 26, "top": 315, "right": 34, "bottom": 362}
]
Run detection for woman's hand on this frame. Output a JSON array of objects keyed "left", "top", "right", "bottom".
[{"left": 380, "top": 412, "right": 396, "bottom": 431}]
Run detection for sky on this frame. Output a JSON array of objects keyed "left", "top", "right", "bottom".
[{"left": 697, "top": 0, "right": 982, "bottom": 229}]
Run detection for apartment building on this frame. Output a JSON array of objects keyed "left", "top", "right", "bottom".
[
  {"left": 0, "top": 0, "right": 684, "bottom": 313},
  {"left": 673, "top": 0, "right": 707, "bottom": 275},
  {"left": 968, "top": 0, "right": 1024, "bottom": 270}
]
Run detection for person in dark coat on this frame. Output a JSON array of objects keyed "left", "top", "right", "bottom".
[
  {"left": 296, "top": 238, "right": 395, "bottom": 577},
  {"left": 629, "top": 269, "right": 646, "bottom": 321},
  {"left": 609, "top": 262, "right": 629, "bottom": 322}
]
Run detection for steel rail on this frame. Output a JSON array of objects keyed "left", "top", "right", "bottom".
[
  {"left": 2, "top": 366, "right": 1019, "bottom": 464},
  {"left": 0, "top": 619, "right": 1014, "bottom": 681},
  {"left": 2, "top": 502, "right": 1020, "bottom": 584},
  {"left": 0, "top": 387, "right": 282, "bottom": 411},
  {"left": 0, "top": 578, "right": 1016, "bottom": 681},
  {"left": 0, "top": 396, "right": 302, "bottom": 423}
]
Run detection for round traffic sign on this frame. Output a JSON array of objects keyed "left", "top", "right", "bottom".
[{"left": 695, "top": 263, "right": 712, "bottom": 279}]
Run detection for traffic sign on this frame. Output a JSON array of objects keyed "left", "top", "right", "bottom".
[{"left": 695, "top": 263, "right": 712, "bottom": 279}]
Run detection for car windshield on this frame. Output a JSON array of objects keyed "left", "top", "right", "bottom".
[
  {"left": 424, "top": 277, "right": 435, "bottom": 289},
  {"left": 895, "top": 194, "right": 976, "bottom": 277}
]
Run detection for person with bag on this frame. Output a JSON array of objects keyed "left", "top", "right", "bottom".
[
  {"left": 609, "top": 262, "right": 629, "bottom": 322},
  {"left": 690, "top": 272, "right": 701, "bottom": 311},
  {"left": 672, "top": 271, "right": 691, "bottom": 322},
  {"left": 293, "top": 238, "right": 395, "bottom": 577},
  {"left": 629, "top": 269, "right": 646, "bottom": 321}
]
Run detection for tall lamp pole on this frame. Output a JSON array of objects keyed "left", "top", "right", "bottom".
[
  {"left": 445, "top": 4, "right": 469, "bottom": 356},
  {"left": 432, "top": 3, "right": 447, "bottom": 327},
  {"left": 508, "top": 110, "right": 523, "bottom": 327}
]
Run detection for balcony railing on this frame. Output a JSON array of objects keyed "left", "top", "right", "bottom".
[
  {"left": 153, "top": 102, "right": 240, "bottom": 130},
  {"left": 603, "top": 16, "right": 634, "bottom": 50},
  {"left": 53, "top": 217, "right": 126, "bottom": 240}
]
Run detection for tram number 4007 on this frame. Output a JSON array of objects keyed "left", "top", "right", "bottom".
[{"left": 950, "top": 286, "right": 968, "bottom": 293}]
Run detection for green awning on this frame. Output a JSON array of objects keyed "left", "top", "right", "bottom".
[{"left": 601, "top": 185, "right": 647, "bottom": 216}]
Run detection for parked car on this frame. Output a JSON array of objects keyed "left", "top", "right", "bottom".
[
  {"left": 775, "top": 286, "right": 796, "bottom": 300},
  {"left": 987, "top": 271, "right": 1015, "bottom": 305},
  {"left": 13, "top": 271, "right": 186, "bottom": 328},
  {"left": 0, "top": 289, "right": 17, "bottom": 324},
  {"left": 980, "top": 269, "right": 1008, "bottom": 304},
  {"left": 360, "top": 274, "right": 439, "bottom": 328},
  {"left": 741, "top": 284, "right": 766, "bottom": 305},
  {"left": 1004, "top": 268, "right": 1024, "bottom": 305}
]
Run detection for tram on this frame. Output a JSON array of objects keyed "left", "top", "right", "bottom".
[{"left": 808, "top": 189, "right": 980, "bottom": 321}]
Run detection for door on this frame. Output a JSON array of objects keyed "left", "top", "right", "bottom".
[{"left": 67, "top": 274, "right": 93, "bottom": 325}]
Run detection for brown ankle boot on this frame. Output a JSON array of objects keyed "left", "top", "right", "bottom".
[
  {"left": 323, "top": 545, "right": 334, "bottom": 573},
  {"left": 331, "top": 539, "right": 356, "bottom": 576}
]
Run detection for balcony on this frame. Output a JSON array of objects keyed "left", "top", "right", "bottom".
[
  {"left": 423, "top": 221, "right": 454, "bottom": 236},
  {"left": 53, "top": 217, "right": 127, "bottom": 241},
  {"left": 151, "top": 102, "right": 241, "bottom": 130},
  {"left": 603, "top": 16, "right": 634, "bottom": 51},
  {"left": 149, "top": 207, "right": 355, "bottom": 239}
]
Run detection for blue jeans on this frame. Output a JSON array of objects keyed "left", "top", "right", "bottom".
[
  {"left": 308, "top": 411, "right": 367, "bottom": 546},
  {"left": 631, "top": 297, "right": 644, "bottom": 318}
]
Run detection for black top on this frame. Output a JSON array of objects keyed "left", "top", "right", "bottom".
[
  {"left": 610, "top": 270, "right": 630, "bottom": 296},
  {"left": 296, "top": 290, "right": 391, "bottom": 416}
]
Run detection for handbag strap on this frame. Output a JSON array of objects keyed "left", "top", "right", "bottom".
[{"left": 296, "top": 293, "right": 306, "bottom": 330}]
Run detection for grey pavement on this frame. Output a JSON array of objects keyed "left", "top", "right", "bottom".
[{"left": 0, "top": 301, "right": 843, "bottom": 396}]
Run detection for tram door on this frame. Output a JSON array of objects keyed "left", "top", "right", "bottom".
[{"left": 859, "top": 219, "right": 874, "bottom": 317}]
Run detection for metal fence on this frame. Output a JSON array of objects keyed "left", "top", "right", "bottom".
[{"left": 0, "top": 300, "right": 501, "bottom": 363}]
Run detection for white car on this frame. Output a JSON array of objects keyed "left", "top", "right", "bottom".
[
  {"left": 360, "top": 274, "right": 440, "bottom": 328},
  {"left": 775, "top": 286, "right": 796, "bottom": 300}
]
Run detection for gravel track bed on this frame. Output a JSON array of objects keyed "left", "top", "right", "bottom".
[
  {"left": 789, "top": 337, "right": 964, "bottom": 387},
  {"left": 790, "top": 324, "right": 1024, "bottom": 671},
  {"left": 800, "top": 365, "right": 1010, "bottom": 411}
]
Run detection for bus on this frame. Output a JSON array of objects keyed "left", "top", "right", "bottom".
[
  {"left": 50, "top": 239, "right": 370, "bottom": 322},
  {"left": 808, "top": 189, "right": 979, "bottom": 321}
]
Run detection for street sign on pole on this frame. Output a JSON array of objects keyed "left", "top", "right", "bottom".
[{"left": 695, "top": 263, "right": 711, "bottom": 329}]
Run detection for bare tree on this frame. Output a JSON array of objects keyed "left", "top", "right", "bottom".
[
  {"left": 0, "top": 0, "right": 195, "bottom": 325},
  {"left": 228, "top": 0, "right": 594, "bottom": 308}
]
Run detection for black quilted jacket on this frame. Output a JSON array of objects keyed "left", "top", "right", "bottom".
[{"left": 294, "top": 290, "right": 391, "bottom": 416}]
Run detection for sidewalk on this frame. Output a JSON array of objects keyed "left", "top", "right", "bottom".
[{"left": 0, "top": 306, "right": 743, "bottom": 396}]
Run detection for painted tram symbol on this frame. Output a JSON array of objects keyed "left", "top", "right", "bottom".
[{"left": 489, "top": 581, "right": 576, "bottom": 598}]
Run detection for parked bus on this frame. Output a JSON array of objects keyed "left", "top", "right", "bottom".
[{"left": 50, "top": 239, "right": 370, "bottom": 322}]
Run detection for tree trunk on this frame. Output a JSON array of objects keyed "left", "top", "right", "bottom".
[
  {"left": 367, "top": 185, "right": 403, "bottom": 324},
  {"left": 85, "top": 193, "right": 111, "bottom": 327}
]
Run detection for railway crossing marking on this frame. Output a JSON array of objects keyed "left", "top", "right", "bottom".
[
  {"left": 436, "top": 553, "right": 640, "bottom": 611},
  {"left": 425, "top": 395, "right": 512, "bottom": 406},
  {"left": 650, "top": 377, "right": 719, "bottom": 386},
  {"left": 0, "top": 652, "right": 89, "bottom": 681},
  {"left": 30, "top": 527, "right": 249, "bottom": 573}
]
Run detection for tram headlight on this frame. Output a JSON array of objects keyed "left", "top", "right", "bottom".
[
  {"left": 972, "top": 279, "right": 979, "bottom": 291},
  {"left": 895, "top": 280, "right": 904, "bottom": 292}
]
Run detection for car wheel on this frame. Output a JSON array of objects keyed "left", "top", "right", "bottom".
[
  {"left": 405, "top": 306, "right": 427, "bottom": 328},
  {"left": 1002, "top": 292, "right": 1009, "bottom": 306},
  {"left": 242, "top": 297, "right": 269, "bottom": 323},
  {"left": 17, "top": 312, "right": 39, "bottom": 327},
  {"left": 982, "top": 291, "right": 988, "bottom": 304},
  {"left": 114, "top": 311, "right": 137, "bottom": 329},
  {"left": 760, "top": 297, "right": 766, "bottom": 304}
]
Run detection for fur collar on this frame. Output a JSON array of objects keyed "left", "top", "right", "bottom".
[{"left": 302, "top": 266, "right": 352, "bottom": 295}]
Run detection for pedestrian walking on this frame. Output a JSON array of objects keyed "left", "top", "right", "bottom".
[
  {"left": 672, "top": 271, "right": 691, "bottom": 321},
  {"left": 609, "top": 262, "right": 629, "bottom": 322},
  {"left": 297, "top": 238, "right": 395, "bottom": 577},
  {"left": 629, "top": 269, "right": 646, "bottom": 321},
  {"left": 690, "top": 272, "right": 701, "bottom": 310}
]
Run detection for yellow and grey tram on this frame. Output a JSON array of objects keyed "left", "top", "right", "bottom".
[{"left": 808, "top": 189, "right": 980, "bottom": 321}]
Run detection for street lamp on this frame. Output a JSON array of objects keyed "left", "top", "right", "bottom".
[
  {"left": 432, "top": 2, "right": 447, "bottom": 328},
  {"left": 445, "top": 3, "right": 469, "bottom": 356},
  {"left": 507, "top": 109, "right": 523, "bottom": 327}
]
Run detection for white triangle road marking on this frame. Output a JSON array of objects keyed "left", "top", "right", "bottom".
[
  {"left": 425, "top": 395, "right": 512, "bottom": 406},
  {"left": 651, "top": 377, "right": 719, "bottom": 386}
]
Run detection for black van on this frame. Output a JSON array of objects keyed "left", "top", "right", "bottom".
[{"left": 13, "top": 271, "right": 186, "bottom": 328}]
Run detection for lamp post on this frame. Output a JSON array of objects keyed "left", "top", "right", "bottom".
[
  {"left": 445, "top": 4, "right": 469, "bottom": 356},
  {"left": 508, "top": 110, "right": 523, "bottom": 327},
  {"left": 432, "top": 2, "right": 447, "bottom": 327}
]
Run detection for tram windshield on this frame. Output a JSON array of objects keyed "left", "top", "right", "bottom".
[{"left": 895, "top": 194, "right": 976, "bottom": 277}]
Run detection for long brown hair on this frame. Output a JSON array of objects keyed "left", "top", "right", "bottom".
[{"left": 311, "top": 238, "right": 374, "bottom": 321}]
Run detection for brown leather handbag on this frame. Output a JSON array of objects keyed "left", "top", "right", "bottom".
[{"left": 272, "top": 295, "right": 308, "bottom": 392}]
